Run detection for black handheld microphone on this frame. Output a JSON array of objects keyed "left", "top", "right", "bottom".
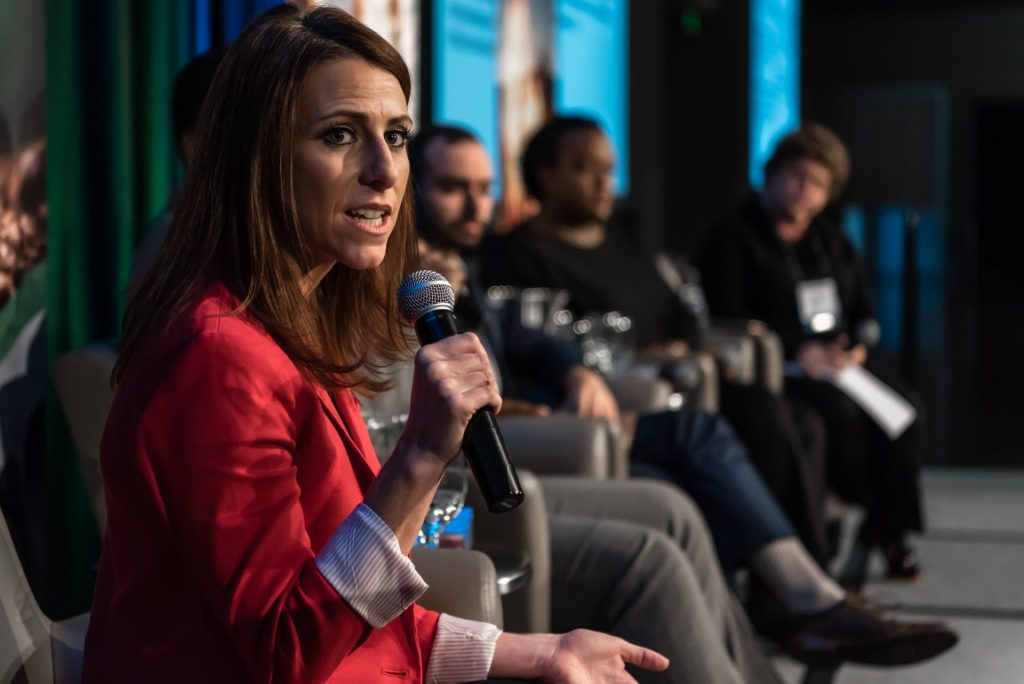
[{"left": 397, "top": 270, "right": 524, "bottom": 513}]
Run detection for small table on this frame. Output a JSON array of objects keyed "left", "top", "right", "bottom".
[{"left": 476, "top": 545, "right": 532, "bottom": 596}]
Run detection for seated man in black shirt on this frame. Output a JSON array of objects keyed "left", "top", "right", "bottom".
[
  {"left": 410, "top": 124, "right": 957, "bottom": 668},
  {"left": 700, "top": 123, "right": 927, "bottom": 580},
  {"left": 481, "top": 116, "right": 830, "bottom": 565}
]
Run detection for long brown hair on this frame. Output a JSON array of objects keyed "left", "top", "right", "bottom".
[{"left": 117, "top": 5, "right": 418, "bottom": 392}]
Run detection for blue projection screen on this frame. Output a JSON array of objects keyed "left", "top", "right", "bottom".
[
  {"left": 433, "top": 0, "right": 628, "bottom": 196},
  {"left": 749, "top": 0, "right": 800, "bottom": 188},
  {"left": 432, "top": 0, "right": 500, "bottom": 190},
  {"left": 555, "top": 0, "right": 629, "bottom": 193}
]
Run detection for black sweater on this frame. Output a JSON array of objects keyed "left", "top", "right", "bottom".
[
  {"left": 699, "top": 195, "right": 876, "bottom": 358},
  {"left": 481, "top": 222, "right": 700, "bottom": 348}
]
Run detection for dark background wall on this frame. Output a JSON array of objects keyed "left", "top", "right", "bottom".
[
  {"left": 630, "top": 0, "right": 750, "bottom": 256},
  {"left": 804, "top": 2, "right": 1024, "bottom": 465}
]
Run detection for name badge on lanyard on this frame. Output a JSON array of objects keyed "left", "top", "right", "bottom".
[{"left": 796, "top": 278, "right": 841, "bottom": 334}]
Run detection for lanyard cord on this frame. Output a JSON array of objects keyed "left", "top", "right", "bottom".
[{"left": 777, "top": 229, "right": 833, "bottom": 284}]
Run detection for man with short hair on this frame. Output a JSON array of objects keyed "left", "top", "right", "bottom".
[{"left": 412, "top": 124, "right": 957, "bottom": 669}]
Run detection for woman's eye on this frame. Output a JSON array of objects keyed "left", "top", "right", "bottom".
[
  {"left": 323, "top": 127, "right": 354, "bottom": 146},
  {"left": 384, "top": 129, "right": 410, "bottom": 148}
]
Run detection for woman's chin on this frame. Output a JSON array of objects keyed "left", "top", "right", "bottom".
[{"left": 339, "top": 248, "right": 387, "bottom": 272}]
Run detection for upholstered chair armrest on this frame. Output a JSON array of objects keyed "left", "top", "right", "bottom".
[
  {"left": 707, "top": 318, "right": 786, "bottom": 396},
  {"left": 685, "top": 351, "right": 720, "bottom": 413},
  {"left": 467, "top": 469, "right": 550, "bottom": 633},
  {"left": 751, "top": 329, "right": 785, "bottom": 396},
  {"left": 50, "top": 612, "right": 89, "bottom": 684},
  {"left": 52, "top": 342, "right": 118, "bottom": 532},
  {"left": 497, "top": 415, "right": 617, "bottom": 479},
  {"left": 412, "top": 548, "right": 504, "bottom": 629},
  {"left": 703, "top": 326, "right": 758, "bottom": 386},
  {"left": 604, "top": 375, "right": 675, "bottom": 414}
]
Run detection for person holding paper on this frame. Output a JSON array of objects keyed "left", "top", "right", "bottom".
[{"left": 700, "top": 123, "right": 927, "bottom": 581}]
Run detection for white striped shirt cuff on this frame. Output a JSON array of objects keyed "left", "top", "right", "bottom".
[
  {"left": 426, "top": 613, "right": 502, "bottom": 684},
  {"left": 315, "top": 503, "right": 428, "bottom": 628}
]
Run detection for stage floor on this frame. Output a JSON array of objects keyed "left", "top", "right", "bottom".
[{"left": 776, "top": 467, "right": 1024, "bottom": 683}]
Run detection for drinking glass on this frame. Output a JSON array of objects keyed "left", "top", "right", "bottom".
[{"left": 418, "top": 468, "right": 469, "bottom": 548}]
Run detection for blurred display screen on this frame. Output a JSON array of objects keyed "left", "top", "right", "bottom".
[
  {"left": 432, "top": 0, "right": 500, "bottom": 190},
  {"left": 749, "top": 0, "right": 800, "bottom": 188},
  {"left": 433, "top": 0, "right": 628, "bottom": 208},
  {"left": 555, "top": 0, "right": 628, "bottom": 193},
  {"left": 324, "top": 0, "right": 422, "bottom": 119}
]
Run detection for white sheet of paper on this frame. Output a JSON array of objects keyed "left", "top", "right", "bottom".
[{"left": 831, "top": 365, "right": 917, "bottom": 440}]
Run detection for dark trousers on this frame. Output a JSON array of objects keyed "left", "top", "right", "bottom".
[
  {"left": 719, "top": 382, "right": 830, "bottom": 563},
  {"left": 785, "top": 360, "right": 925, "bottom": 542},
  {"left": 628, "top": 407, "right": 795, "bottom": 576}
]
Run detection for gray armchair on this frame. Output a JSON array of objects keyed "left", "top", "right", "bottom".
[
  {"left": 0, "top": 509, "right": 88, "bottom": 684},
  {"left": 466, "top": 469, "right": 550, "bottom": 633},
  {"left": 705, "top": 319, "right": 785, "bottom": 396},
  {"left": 412, "top": 548, "right": 504, "bottom": 628},
  {"left": 497, "top": 415, "right": 622, "bottom": 479},
  {"left": 51, "top": 341, "right": 118, "bottom": 532}
]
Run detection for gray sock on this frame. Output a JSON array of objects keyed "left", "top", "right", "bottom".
[{"left": 751, "top": 537, "right": 846, "bottom": 615}]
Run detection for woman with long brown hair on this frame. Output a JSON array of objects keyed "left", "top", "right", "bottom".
[{"left": 83, "top": 6, "right": 667, "bottom": 682}]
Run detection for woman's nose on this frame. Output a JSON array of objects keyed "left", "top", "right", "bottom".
[{"left": 358, "top": 140, "right": 398, "bottom": 190}]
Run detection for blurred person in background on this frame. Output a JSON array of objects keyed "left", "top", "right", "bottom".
[
  {"left": 412, "top": 123, "right": 958, "bottom": 669},
  {"left": 700, "top": 124, "right": 927, "bottom": 581},
  {"left": 482, "top": 116, "right": 831, "bottom": 565},
  {"left": 0, "top": 139, "right": 46, "bottom": 305}
]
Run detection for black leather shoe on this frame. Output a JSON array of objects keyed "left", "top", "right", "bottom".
[
  {"left": 784, "top": 596, "right": 958, "bottom": 667},
  {"left": 856, "top": 524, "right": 925, "bottom": 582},
  {"left": 882, "top": 539, "right": 923, "bottom": 580}
]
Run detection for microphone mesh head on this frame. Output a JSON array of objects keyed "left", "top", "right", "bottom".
[{"left": 397, "top": 270, "right": 455, "bottom": 323}]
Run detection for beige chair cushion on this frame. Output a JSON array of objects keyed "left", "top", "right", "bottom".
[
  {"left": 51, "top": 344, "right": 117, "bottom": 532},
  {"left": 0, "top": 508, "right": 89, "bottom": 684},
  {"left": 51, "top": 613, "right": 88, "bottom": 684},
  {"left": 0, "top": 506, "right": 52, "bottom": 684},
  {"left": 498, "top": 415, "right": 616, "bottom": 479},
  {"left": 467, "top": 470, "right": 549, "bottom": 634},
  {"left": 605, "top": 375, "right": 674, "bottom": 415},
  {"left": 412, "top": 548, "right": 503, "bottom": 629}
]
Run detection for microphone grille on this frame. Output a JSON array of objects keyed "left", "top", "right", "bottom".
[{"left": 397, "top": 269, "right": 455, "bottom": 323}]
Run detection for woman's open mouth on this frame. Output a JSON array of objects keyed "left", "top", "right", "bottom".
[{"left": 345, "top": 206, "right": 392, "bottom": 233}]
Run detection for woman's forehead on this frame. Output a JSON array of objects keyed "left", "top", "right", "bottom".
[{"left": 300, "top": 57, "right": 409, "bottom": 123}]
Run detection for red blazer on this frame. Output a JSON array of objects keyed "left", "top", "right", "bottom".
[{"left": 83, "top": 284, "right": 440, "bottom": 683}]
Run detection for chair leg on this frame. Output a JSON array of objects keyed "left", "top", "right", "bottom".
[{"left": 802, "top": 665, "right": 840, "bottom": 684}]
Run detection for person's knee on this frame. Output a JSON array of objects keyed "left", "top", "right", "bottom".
[
  {"left": 630, "top": 478, "right": 703, "bottom": 537},
  {"left": 629, "top": 526, "right": 701, "bottom": 590},
  {"left": 629, "top": 479, "right": 720, "bottom": 567}
]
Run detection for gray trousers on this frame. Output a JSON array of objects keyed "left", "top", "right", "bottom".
[{"left": 540, "top": 477, "right": 781, "bottom": 684}]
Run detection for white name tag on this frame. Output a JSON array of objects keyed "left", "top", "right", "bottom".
[{"left": 796, "top": 278, "right": 841, "bottom": 333}]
